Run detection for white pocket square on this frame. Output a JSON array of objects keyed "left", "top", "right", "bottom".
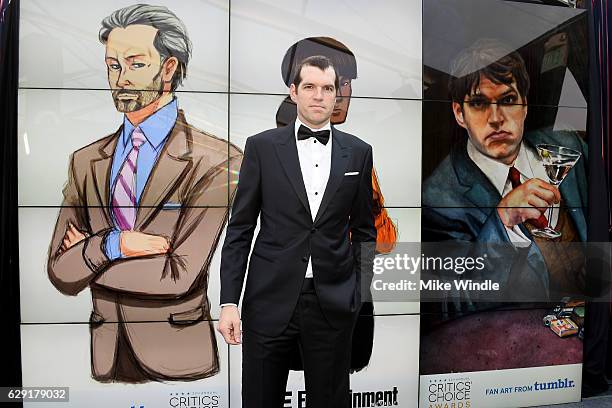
[{"left": 344, "top": 171, "right": 359, "bottom": 176}]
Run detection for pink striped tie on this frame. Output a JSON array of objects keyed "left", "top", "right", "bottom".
[{"left": 112, "top": 127, "right": 146, "bottom": 231}]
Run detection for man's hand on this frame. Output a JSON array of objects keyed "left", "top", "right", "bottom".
[
  {"left": 497, "top": 178, "right": 561, "bottom": 227},
  {"left": 217, "top": 305, "right": 242, "bottom": 345},
  {"left": 60, "top": 222, "right": 88, "bottom": 252},
  {"left": 119, "top": 231, "right": 170, "bottom": 257}
]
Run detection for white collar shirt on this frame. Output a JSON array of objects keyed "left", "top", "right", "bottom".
[{"left": 294, "top": 117, "right": 333, "bottom": 278}]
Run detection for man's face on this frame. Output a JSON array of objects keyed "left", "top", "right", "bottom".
[
  {"left": 105, "top": 24, "right": 166, "bottom": 113},
  {"left": 452, "top": 74, "right": 528, "bottom": 165},
  {"left": 289, "top": 65, "right": 337, "bottom": 128},
  {"left": 331, "top": 76, "right": 352, "bottom": 125}
]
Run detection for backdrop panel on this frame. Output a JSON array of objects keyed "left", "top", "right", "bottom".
[
  {"left": 19, "top": 0, "right": 229, "bottom": 92},
  {"left": 230, "top": 0, "right": 422, "bottom": 99},
  {"left": 230, "top": 94, "right": 422, "bottom": 208},
  {"left": 21, "top": 322, "right": 230, "bottom": 407},
  {"left": 18, "top": 89, "right": 230, "bottom": 207}
]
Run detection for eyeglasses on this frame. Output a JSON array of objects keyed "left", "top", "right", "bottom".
[{"left": 463, "top": 93, "right": 526, "bottom": 116}]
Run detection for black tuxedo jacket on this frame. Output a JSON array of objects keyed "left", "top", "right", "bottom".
[{"left": 220, "top": 123, "right": 376, "bottom": 336}]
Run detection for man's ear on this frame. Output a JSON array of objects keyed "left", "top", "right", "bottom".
[
  {"left": 289, "top": 83, "right": 298, "bottom": 103},
  {"left": 161, "top": 57, "right": 179, "bottom": 85},
  {"left": 452, "top": 101, "right": 467, "bottom": 130}
]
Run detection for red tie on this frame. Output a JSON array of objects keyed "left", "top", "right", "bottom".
[{"left": 508, "top": 166, "right": 548, "bottom": 229}]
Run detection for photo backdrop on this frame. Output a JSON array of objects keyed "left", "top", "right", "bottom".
[
  {"left": 17, "top": 0, "right": 588, "bottom": 407},
  {"left": 19, "top": 0, "right": 421, "bottom": 407}
]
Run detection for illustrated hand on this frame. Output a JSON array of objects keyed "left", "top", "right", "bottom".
[
  {"left": 119, "top": 231, "right": 170, "bottom": 257},
  {"left": 217, "top": 305, "right": 242, "bottom": 345},
  {"left": 60, "top": 222, "right": 88, "bottom": 252},
  {"left": 497, "top": 178, "right": 560, "bottom": 227}
]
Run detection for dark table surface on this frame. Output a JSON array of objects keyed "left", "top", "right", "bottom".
[{"left": 420, "top": 308, "right": 583, "bottom": 375}]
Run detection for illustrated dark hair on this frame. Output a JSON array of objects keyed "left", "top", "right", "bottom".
[
  {"left": 449, "top": 38, "right": 530, "bottom": 104},
  {"left": 282, "top": 36, "right": 356, "bottom": 87}
]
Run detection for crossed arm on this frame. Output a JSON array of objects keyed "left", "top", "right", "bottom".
[
  {"left": 48, "top": 153, "right": 241, "bottom": 298},
  {"left": 60, "top": 223, "right": 169, "bottom": 258}
]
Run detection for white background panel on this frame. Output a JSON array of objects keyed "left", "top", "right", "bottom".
[
  {"left": 19, "top": 207, "right": 226, "bottom": 323},
  {"left": 230, "top": 0, "right": 422, "bottom": 98},
  {"left": 230, "top": 94, "right": 422, "bottom": 207},
  {"left": 229, "top": 314, "right": 420, "bottom": 407},
  {"left": 19, "top": 0, "right": 229, "bottom": 92},
  {"left": 21, "top": 323, "right": 230, "bottom": 408},
  {"left": 372, "top": 208, "right": 420, "bottom": 315},
  {"left": 18, "top": 89, "right": 228, "bottom": 207}
]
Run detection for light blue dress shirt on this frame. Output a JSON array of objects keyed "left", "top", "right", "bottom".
[{"left": 104, "top": 99, "right": 178, "bottom": 260}]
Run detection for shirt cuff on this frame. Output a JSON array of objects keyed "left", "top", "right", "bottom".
[
  {"left": 220, "top": 303, "right": 238, "bottom": 308},
  {"left": 104, "top": 229, "right": 123, "bottom": 260}
]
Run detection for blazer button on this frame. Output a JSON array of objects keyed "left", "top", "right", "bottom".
[
  {"left": 302, "top": 256, "right": 308, "bottom": 263},
  {"left": 311, "top": 228, "right": 317, "bottom": 233}
]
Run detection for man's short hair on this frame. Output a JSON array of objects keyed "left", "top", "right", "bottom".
[
  {"left": 99, "top": 4, "right": 192, "bottom": 91},
  {"left": 282, "top": 37, "right": 355, "bottom": 87},
  {"left": 291, "top": 55, "right": 340, "bottom": 91},
  {"left": 449, "top": 38, "right": 530, "bottom": 104}
]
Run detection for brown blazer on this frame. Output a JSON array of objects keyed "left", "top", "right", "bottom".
[{"left": 47, "top": 111, "right": 242, "bottom": 382}]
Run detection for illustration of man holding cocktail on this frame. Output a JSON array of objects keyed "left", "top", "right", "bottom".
[{"left": 422, "top": 38, "right": 588, "bottom": 309}]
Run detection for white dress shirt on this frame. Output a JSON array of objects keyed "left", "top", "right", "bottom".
[
  {"left": 467, "top": 139, "right": 559, "bottom": 245},
  {"left": 294, "top": 118, "right": 333, "bottom": 277}
]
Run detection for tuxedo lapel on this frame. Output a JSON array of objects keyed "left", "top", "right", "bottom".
[
  {"left": 314, "top": 129, "right": 351, "bottom": 224},
  {"left": 274, "top": 125, "right": 312, "bottom": 218},
  {"left": 91, "top": 128, "right": 121, "bottom": 228},
  {"left": 135, "top": 113, "right": 192, "bottom": 230}
]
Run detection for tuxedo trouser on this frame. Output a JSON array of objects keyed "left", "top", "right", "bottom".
[{"left": 241, "top": 278, "right": 358, "bottom": 408}]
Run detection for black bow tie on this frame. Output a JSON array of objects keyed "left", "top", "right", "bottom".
[{"left": 297, "top": 124, "right": 330, "bottom": 145}]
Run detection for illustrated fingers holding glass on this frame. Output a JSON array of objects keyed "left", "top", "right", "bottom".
[{"left": 532, "top": 144, "right": 581, "bottom": 239}]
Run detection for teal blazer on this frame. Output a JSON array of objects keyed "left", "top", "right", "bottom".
[{"left": 422, "top": 130, "right": 588, "bottom": 314}]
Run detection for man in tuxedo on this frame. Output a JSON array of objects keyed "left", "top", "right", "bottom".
[
  {"left": 218, "top": 55, "right": 376, "bottom": 407},
  {"left": 47, "top": 4, "right": 242, "bottom": 382},
  {"left": 422, "top": 39, "right": 587, "bottom": 311},
  {"left": 275, "top": 36, "right": 397, "bottom": 374}
]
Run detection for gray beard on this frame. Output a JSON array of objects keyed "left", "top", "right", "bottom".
[{"left": 112, "top": 73, "right": 164, "bottom": 113}]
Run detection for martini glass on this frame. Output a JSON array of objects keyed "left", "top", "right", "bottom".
[{"left": 532, "top": 144, "right": 581, "bottom": 239}]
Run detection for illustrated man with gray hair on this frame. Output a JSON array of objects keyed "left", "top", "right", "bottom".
[{"left": 47, "top": 4, "right": 242, "bottom": 382}]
